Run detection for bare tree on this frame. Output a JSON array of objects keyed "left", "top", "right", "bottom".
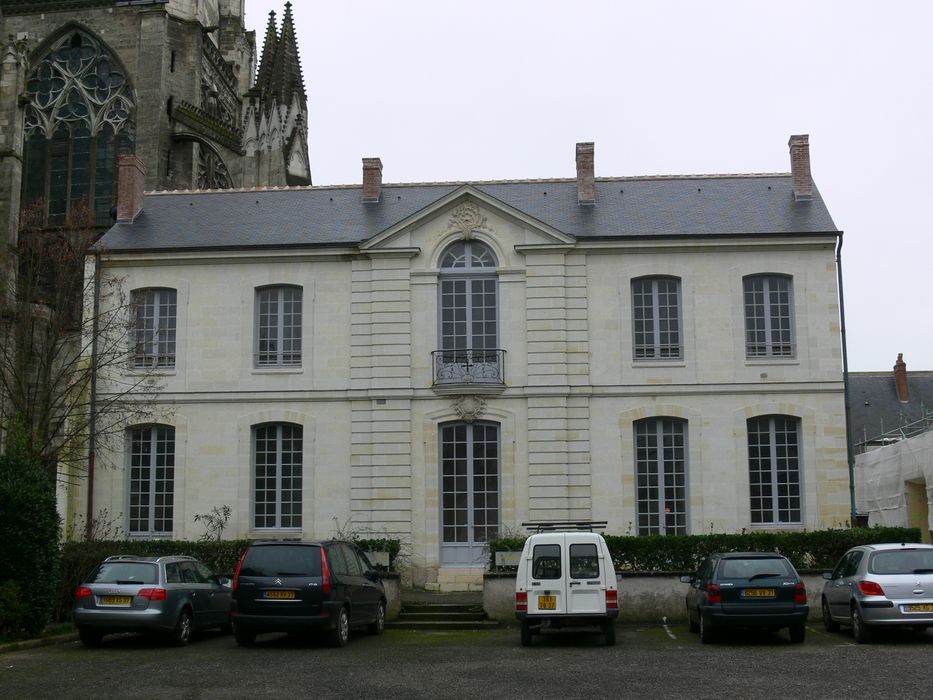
[{"left": 0, "top": 200, "right": 164, "bottom": 485}]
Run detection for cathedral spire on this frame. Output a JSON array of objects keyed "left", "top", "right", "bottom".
[
  {"left": 270, "top": 2, "right": 307, "bottom": 110},
  {"left": 255, "top": 10, "right": 278, "bottom": 94}
]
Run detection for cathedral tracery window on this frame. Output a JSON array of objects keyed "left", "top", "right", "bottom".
[{"left": 22, "top": 29, "right": 136, "bottom": 225}]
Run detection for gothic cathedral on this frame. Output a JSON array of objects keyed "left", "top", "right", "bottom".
[{"left": 0, "top": 0, "right": 309, "bottom": 246}]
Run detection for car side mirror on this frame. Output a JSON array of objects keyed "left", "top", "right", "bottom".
[
  {"left": 214, "top": 575, "right": 232, "bottom": 587},
  {"left": 822, "top": 571, "right": 832, "bottom": 580},
  {"left": 679, "top": 575, "right": 693, "bottom": 584}
]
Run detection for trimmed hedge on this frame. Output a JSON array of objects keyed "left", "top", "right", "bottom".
[
  {"left": 486, "top": 527, "right": 923, "bottom": 573},
  {"left": 0, "top": 454, "right": 61, "bottom": 639},
  {"left": 56, "top": 537, "right": 403, "bottom": 622}
]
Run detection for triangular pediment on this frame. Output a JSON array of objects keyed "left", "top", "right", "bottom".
[{"left": 359, "top": 185, "right": 575, "bottom": 253}]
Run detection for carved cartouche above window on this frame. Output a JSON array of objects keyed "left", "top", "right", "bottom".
[{"left": 446, "top": 202, "right": 494, "bottom": 240}]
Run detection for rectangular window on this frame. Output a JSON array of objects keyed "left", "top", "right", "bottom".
[
  {"left": 748, "top": 416, "right": 801, "bottom": 524},
  {"left": 635, "top": 418, "right": 687, "bottom": 535},
  {"left": 132, "top": 288, "right": 177, "bottom": 369},
  {"left": 532, "top": 544, "right": 562, "bottom": 580},
  {"left": 253, "top": 423, "right": 303, "bottom": 529},
  {"left": 744, "top": 275, "right": 794, "bottom": 358},
  {"left": 128, "top": 425, "right": 174, "bottom": 535},
  {"left": 256, "top": 286, "right": 302, "bottom": 367},
  {"left": 569, "top": 543, "right": 600, "bottom": 579},
  {"left": 633, "top": 277, "right": 682, "bottom": 360}
]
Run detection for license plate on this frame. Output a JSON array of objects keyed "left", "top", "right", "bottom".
[
  {"left": 538, "top": 595, "right": 556, "bottom": 610},
  {"left": 741, "top": 588, "right": 776, "bottom": 598},
  {"left": 905, "top": 603, "right": 933, "bottom": 613},
  {"left": 101, "top": 596, "right": 132, "bottom": 605},
  {"left": 262, "top": 590, "right": 296, "bottom": 600}
]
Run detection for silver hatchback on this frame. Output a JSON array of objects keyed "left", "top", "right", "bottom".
[
  {"left": 821, "top": 543, "right": 933, "bottom": 643},
  {"left": 73, "top": 555, "right": 232, "bottom": 646}
]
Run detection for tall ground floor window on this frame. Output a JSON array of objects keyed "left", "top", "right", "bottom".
[
  {"left": 253, "top": 423, "right": 303, "bottom": 529},
  {"left": 128, "top": 425, "right": 175, "bottom": 535},
  {"left": 747, "top": 415, "right": 801, "bottom": 524},
  {"left": 634, "top": 417, "right": 687, "bottom": 535},
  {"left": 440, "top": 421, "right": 500, "bottom": 565}
]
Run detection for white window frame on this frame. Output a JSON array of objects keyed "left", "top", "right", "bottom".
[
  {"left": 747, "top": 415, "right": 802, "bottom": 525},
  {"left": 127, "top": 424, "right": 175, "bottom": 536},
  {"left": 252, "top": 422, "right": 303, "bottom": 530},
  {"left": 634, "top": 417, "right": 688, "bottom": 535},
  {"left": 743, "top": 275, "right": 795, "bottom": 358},
  {"left": 131, "top": 288, "right": 177, "bottom": 369},
  {"left": 632, "top": 276, "right": 683, "bottom": 360},
  {"left": 254, "top": 285, "right": 302, "bottom": 367}
]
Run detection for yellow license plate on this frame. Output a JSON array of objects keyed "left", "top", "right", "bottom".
[
  {"left": 263, "top": 590, "right": 296, "bottom": 600},
  {"left": 102, "top": 596, "right": 132, "bottom": 605},
  {"left": 906, "top": 604, "right": 933, "bottom": 613},
  {"left": 741, "top": 588, "right": 776, "bottom": 598},
  {"left": 538, "top": 595, "right": 556, "bottom": 610}
]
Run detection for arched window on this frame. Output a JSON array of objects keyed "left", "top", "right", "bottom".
[
  {"left": 22, "top": 29, "right": 135, "bottom": 225},
  {"left": 127, "top": 424, "right": 175, "bottom": 535},
  {"left": 743, "top": 274, "right": 795, "bottom": 358},
  {"left": 253, "top": 422, "right": 303, "bottom": 529},
  {"left": 634, "top": 417, "right": 688, "bottom": 535},
  {"left": 435, "top": 240, "right": 502, "bottom": 385},
  {"left": 632, "top": 276, "right": 683, "bottom": 360},
  {"left": 747, "top": 415, "right": 802, "bottom": 524}
]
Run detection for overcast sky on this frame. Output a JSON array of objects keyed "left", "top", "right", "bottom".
[{"left": 246, "top": 0, "right": 933, "bottom": 373}]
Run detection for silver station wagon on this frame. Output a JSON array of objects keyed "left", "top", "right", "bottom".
[
  {"left": 821, "top": 543, "right": 933, "bottom": 643},
  {"left": 73, "top": 554, "right": 232, "bottom": 646}
]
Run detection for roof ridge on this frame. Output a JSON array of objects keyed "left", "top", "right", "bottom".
[{"left": 144, "top": 172, "right": 794, "bottom": 196}]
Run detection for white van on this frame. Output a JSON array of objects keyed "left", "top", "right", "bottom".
[{"left": 514, "top": 522, "right": 619, "bottom": 646}]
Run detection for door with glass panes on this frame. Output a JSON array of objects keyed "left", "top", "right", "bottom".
[{"left": 440, "top": 422, "right": 500, "bottom": 565}]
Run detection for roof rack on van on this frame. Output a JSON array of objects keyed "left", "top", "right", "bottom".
[{"left": 521, "top": 520, "right": 608, "bottom": 533}]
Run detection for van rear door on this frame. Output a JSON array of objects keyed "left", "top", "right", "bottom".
[
  {"left": 527, "top": 534, "right": 566, "bottom": 614},
  {"left": 565, "top": 539, "right": 607, "bottom": 615}
]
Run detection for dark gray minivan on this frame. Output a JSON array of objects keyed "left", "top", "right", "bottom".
[{"left": 231, "top": 540, "right": 386, "bottom": 647}]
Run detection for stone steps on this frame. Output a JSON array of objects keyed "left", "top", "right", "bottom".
[{"left": 387, "top": 596, "right": 500, "bottom": 631}]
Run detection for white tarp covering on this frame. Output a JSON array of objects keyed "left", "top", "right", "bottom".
[{"left": 856, "top": 429, "right": 933, "bottom": 530}]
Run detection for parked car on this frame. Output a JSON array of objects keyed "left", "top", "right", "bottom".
[
  {"left": 230, "top": 540, "right": 386, "bottom": 647},
  {"left": 73, "top": 554, "right": 232, "bottom": 647},
  {"left": 821, "top": 542, "right": 933, "bottom": 643},
  {"left": 681, "top": 551, "right": 808, "bottom": 644},
  {"left": 514, "top": 523, "right": 619, "bottom": 646}
]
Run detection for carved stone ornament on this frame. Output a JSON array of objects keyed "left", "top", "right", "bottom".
[
  {"left": 453, "top": 395, "right": 487, "bottom": 423},
  {"left": 446, "top": 202, "right": 493, "bottom": 240}
]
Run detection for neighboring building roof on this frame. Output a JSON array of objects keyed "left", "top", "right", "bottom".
[
  {"left": 96, "top": 174, "right": 839, "bottom": 253},
  {"left": 849, "top": 370, "right": 933, "bottom": 448}
]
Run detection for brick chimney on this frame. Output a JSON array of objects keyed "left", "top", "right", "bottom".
[
  {"left": 788, "top": 134, "right": 812, "bottom": 201},
  {"left": 894, "top": 353, "right": 909, "bottom": 403},
  {"left": 362, "top": 157, "right": 383, "bottom": 203},
  {"left": 116, "top": 153, "right": 146, "bottom": 222},
  {"left": 576, "top": 142, "right": 595, "bottom": 205}
]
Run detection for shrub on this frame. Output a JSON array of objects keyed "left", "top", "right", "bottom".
[
  {"left": 0, "top": 454, "right": 61, "bottom": 638},
  {"left": 486, "top": 526, "right": 923, "bottom": 572}
]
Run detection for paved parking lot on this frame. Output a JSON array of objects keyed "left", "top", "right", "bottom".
[{"left": 2, "top": 622, "right": 931, "bottom": 699}]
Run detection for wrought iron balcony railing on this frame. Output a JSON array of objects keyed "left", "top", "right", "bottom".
[{"left": 432, "top": 349, "right": 506, "bottom": 389}]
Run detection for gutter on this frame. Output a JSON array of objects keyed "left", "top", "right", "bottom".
[
  {"left": 86, "top": 252, "right": 101, "bottom": 541},
  {"left": 835, "top": 232, "right": 857, "bottom": 523}
]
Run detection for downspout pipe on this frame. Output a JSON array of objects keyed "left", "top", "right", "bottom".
[
  {"left": 836, "top": 232, "right": 857, "bottom": 524},
  {"left": 86, "top": 252, "right": 101, "bottom": 541}
]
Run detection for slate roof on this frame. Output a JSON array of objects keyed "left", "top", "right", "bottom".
[
  {"left": 96, "top": 174, "right": 839, "bottom": 253},
  {"left": 849, "top": 371, "right": 933, "bottom": 448}
]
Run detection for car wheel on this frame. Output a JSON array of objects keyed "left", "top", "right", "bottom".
[
  {"left": 851, "top": 605, "right": 872, "bottom": 644},
  {"left": 603, "top": 620, "right": 616, "bottom": 647},
  {"left": 688, "top": 606, "right": 700, "bottom": 633},
  {"left": 78, "top": 627, "right": 103, "bottom": 647},
  {"left": 789, "top": 624, "right": 806, "bottom": 643},
  {"left": 233, "top": 624, "right": 256, "bottom": 647},
  {"left": 328, "top": 607, "right": 350, "bottom": 647},
  {"left": 699, "top": 612, "right": 716, "bottom": 644},
  {"left": 368, "top": 600, "right": 386, "bottom": 635},
  {"left": 520, "top": 620, "right": 533, "bottom": 647},
  {"left": 169, "top": 608, "right": 193, "bottom": 646},
  {"left": 821, "top": 599, "right": 840, "bottom": 633}
]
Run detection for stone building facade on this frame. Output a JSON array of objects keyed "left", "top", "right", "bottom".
[{"left": 86, "top": 137, "right": 851, "bottom": 589}]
